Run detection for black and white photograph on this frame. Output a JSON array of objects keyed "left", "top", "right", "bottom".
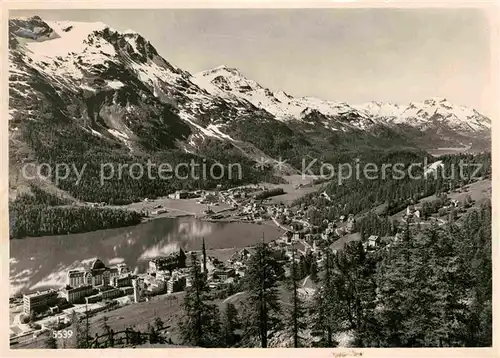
[{"left": 5, "top": 3, "right": 495, "bottom": 353}]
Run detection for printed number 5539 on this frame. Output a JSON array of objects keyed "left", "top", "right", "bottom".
[{"left": 53, "top": 330, "right": 73, "bottom": 339}]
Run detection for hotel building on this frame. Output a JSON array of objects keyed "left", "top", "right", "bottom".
[
  {"left": 111, "top": 273, "right": 133, "bottom": 288},
  {"left": 67, "top": 259, "right": 129, "bottom": 288},
  {"left": 84, "top": 287, "right": 123, "bottom": 304},
  {"left": 148, "top": 250, "right": 187, "bottom": 273},
  {"left": 166, "top": 272, "right": 187, "bottom": 294},
  {"left": 61, "top": 285, "right": 94, "bottom": 304},
  {"left": 23, "top": 289, "right": 59, "bottom": 315}
]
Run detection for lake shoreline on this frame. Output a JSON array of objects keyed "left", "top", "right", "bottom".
[{"left": 10, "top": 215, "right": 285, "bottom": 298}]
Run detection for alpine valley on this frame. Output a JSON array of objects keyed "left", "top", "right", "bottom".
[{"left": 7, "top": 14, "right": 494, "bottom": 350}]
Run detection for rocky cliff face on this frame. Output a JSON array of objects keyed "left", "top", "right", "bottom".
[{"left": 8, "top": 16, "right": 491, "bottom": 200}]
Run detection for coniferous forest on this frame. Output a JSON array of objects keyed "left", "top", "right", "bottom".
[
  {"left": 9, "top": 184, "right": 143, "bottom": 239},
  {"left": 295, "top": 152, "right": 491, "bottom": 225},
  {"left": 177, "top": 201, "right": 492, "bottom": 347}
]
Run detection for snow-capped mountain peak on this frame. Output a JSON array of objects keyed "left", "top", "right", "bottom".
[
  {"left": 25, "top": 20, "right": 110, "bottom": 56},
  {"left": 193, "top": 64, "right": 490, "bottom": 136},
  {"left": 197, "top": 65, "right": 264, "bottom": 93},
  {"left": 201, "top": 64, "right": 242, "bottom": 77},
  {"left": 194, "top": 65, "right": 297, "bottom": 118},
  {"left": 9, "top": 16, "right": 491, "bottom": 161},
  {"left": 352, "top": 97, "right": 491, "bottom": 133},
  {"left": 9, "top": 16, "right": 286, "bottom": 154},
  {"left": 194, "top": 66, "right": 374, "bottom": 124}
]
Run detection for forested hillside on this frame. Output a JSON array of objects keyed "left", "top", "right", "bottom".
[{"left": 174, "top": 201, "right": 491, "bottom": 348}]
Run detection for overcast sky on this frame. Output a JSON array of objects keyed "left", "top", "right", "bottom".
[{"left": 10, "top": 9, "right": 494, "bottom": 117}]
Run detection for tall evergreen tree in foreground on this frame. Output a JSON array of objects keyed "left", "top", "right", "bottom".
[
  {"left": 202, "top": 237, "right": 208, "bottom": 276},
  {"left": 461, "top": 201, "right": 492, "bottom": 346},
  {"left": 309, "top": 249, "right": 337, "bottom": 347},
  {"left": 73, "top": 306, "right": 90, "bottom": 348},
  {"left": 179, "top": 252, "right": 221, "bottom": 347},
  {"left": 333, "top": 241, "right": 378, "bottom": 346},
  {"left": 84, "top": 304, "right": 91, "bottom": 347},
  {"left": 222, "top": 302, "right": 241, "bottom": 347},
  {"left": 368, "top": 202, "right": 492, "bottom": 347},
  {"left": 70, "top": 310, "right": 82, "bottom": 348},
  {"left": 242, "top": 240, "right": 281, "bottom": 347}
]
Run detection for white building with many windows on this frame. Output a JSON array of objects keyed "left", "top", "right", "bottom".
[
  {"left": 66, "top": 259, "right": 129, "bottom": 288},
  {"left": 23, "top": 289, "right": 59, "bottom": 315}
]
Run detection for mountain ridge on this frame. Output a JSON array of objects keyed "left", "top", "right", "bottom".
[
  {"left": 8, "top": 16, "right": 491, "bottom": 203},
  {"left": 10, "top": 16, "right": 491, "bottom": 143},
  {"left": 194, "top": 65, "right": 491, "bottom": 134}
]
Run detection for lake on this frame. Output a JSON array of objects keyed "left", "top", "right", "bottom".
[{"left": 9, "top": 217, "right": 284, "bottom": 296}]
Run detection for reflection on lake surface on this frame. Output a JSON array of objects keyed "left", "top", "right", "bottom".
[{"left": 9, "top": 217, "right": 284, "bottom": 296}]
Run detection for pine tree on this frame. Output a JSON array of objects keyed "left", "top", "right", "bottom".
[
  {"left": 463, "top": 201, "right": 492, "bottom": 346},
  {"left": 309, "top": 285, "right": 328, "bottom": 346},
  {"left": 73, "top": 308, "right": 89, "bottom": 348},
  {"left": 84, "top": 304, "right": 90, "bottom": 347},
  {"left": 310, "top": 260, "right": 318, "bottom": 282},
  {"left": 288, "top": 249, "right": 306, "bottom": 347},
  {"left": 222, "top": 302, "right": 240, "bottom": 347},
  {"left": 242, "top": 241, "right": 281, "bottom": 348},
  {"left": 70, "top": 311, "right": 82, "bottom": 348},
  {"left": 371, "top": 218, "right": 488, "bottom": 347},
  {"left": 310, "top": 249, "right": 336, "bottom": 347},
  {"left": 44, "top": 331, "right": 58, "bottom": 349},
  {"left": 179, "top": 252, "right": 221, "bottom": 347},
  {"left": 202, "top": 237, "right": 208, "bottom": 276}
]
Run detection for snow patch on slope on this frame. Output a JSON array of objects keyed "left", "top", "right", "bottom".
[
  {"left": 194, "top": 66, "right": 372, "bottom": 128},
  {"left": 26, "top": 20, "right": 109, "bottom": 57},
  {"left": 206, "top": 124, "right": 236, "bottom": 141},
  {"left": 424, "top": 160, "right": 444, "bottom": 177},
  {"left": 108, "top": 128, "right": 129, "bottom": 140},
  {"left": 107, "top": 80, "right": 125, "bottom": 89},
  {"left": 80, "top": 83, "right": 96, "bottom": 92}
]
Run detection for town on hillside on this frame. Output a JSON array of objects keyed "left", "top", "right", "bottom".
[{"left": 10, "top": 175, "right": 491, "bottom": 348}]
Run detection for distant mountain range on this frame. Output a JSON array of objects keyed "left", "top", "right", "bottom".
[
  {"left": 195, "top": 65, "right": 491, "bottom": 134},
  {"left": 8, "top": 16, "right": 491, "bottom": 199}
]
